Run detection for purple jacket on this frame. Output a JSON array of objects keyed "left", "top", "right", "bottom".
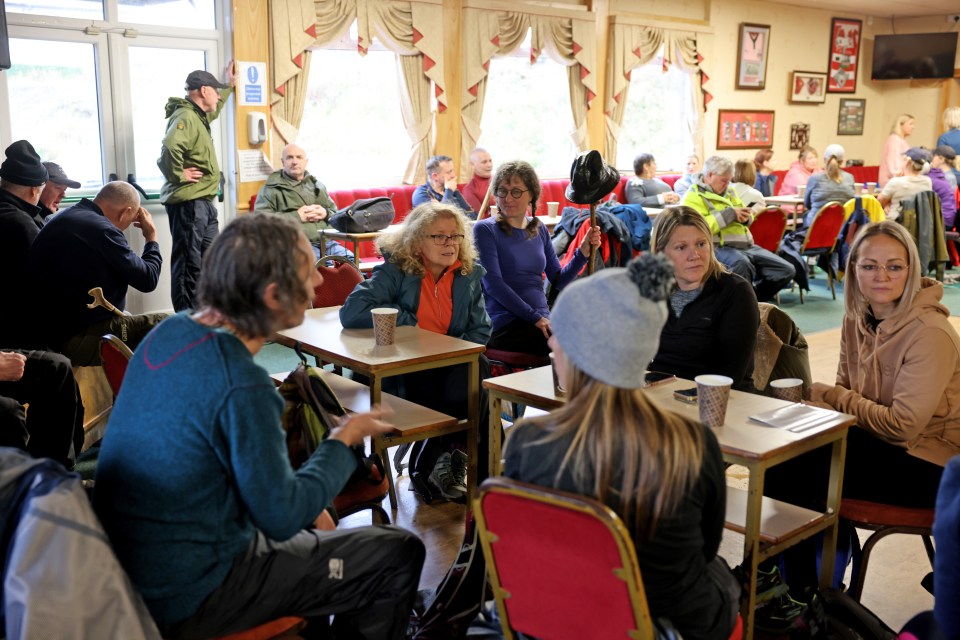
[{"left": 929, "top": 167, "right": 958, "bottom": 229}]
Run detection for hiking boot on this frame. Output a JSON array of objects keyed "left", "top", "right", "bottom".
[
  {"left": 429, "top": 452, "right": 467, "bottom": 501},
  {"left": 451, "top": 449, "right": 468, "bottom": 491}
]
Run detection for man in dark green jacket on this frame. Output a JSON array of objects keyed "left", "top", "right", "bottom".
[
  {"left": 254, "top": 143, "right": 353, "bottom": 261},
  {"left": 158, "top": 65, "right": 235, "bottom": 312}
]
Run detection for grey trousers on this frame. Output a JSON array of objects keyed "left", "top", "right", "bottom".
[
  {"left": 60, "top": 313, "right": 168, "bottom": 367},
  {"left": 162, "top": 526, "right": 425, "bottom": 640}
]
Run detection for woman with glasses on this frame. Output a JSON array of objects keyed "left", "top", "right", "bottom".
[
  {"left": 340, "top": 202, "right": 490, "bottom": 502},
  {"left": 763, "top": 221, "right": 960, "bottom": 589},
  {"left": 474, "top": 160, "right": 600, "bottom": 356}
]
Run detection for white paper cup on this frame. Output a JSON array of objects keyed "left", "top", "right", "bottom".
[
  {"left": 770, "top": 378, "right": 804, "bottom": 403},
  {"left": 854, "top": 183, "right": 863, "bottom": 196},
  {"left": 797, "top": 184, "right": 806, "bottom": 198},
  {"left": 695, "top": 375, "right": 733, "bottom": 428},
  {"left": 489, "top": 205, "right": 498, "bottom": 217},
  {"left": 549, "top": 353, "right": 565, "bottom": 397},
  {"left": 547, "top": 202, "right": 559, "bottom": 217},
  {"left": 371, "top": 308, "right": 399, "bottom": 346}
]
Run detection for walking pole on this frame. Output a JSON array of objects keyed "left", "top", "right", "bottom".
[
  {"left": 588, "top": 201, "right": 597, "bottom": 275},
  {"left": 477, "top": 183, "right": 494, "bottom": 220}
]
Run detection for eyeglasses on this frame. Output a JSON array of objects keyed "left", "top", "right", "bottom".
[
  {"left": 856, "top": 263, "right": 907, "bottom": 276},
  {"left": 495, "top": 187, "right": 529, "bottom": 199},
  {"left": 427, "top": 234, "right": 464, "bottom": 246}
]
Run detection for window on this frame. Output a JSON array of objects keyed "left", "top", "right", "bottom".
[
  {"left": 615, "top": 49, "right": 696, "bottom": 173},
  {"left": 479, "top": 35, "right": 577, "bottom": 179},
  {"left": 300, "top": 27, "right": 410, "bottom": 189},
  {"left": 6, "top": 38, "right": 104, "bottom": 189},
  {"left": 119, "top": 0, "right": 215, "bottom": 29},
  {"left": 6, "top": 0, "right": 103, "bottom": 21}
]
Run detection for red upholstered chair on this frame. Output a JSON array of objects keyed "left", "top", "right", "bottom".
[
  {"left": 209, "top": 616, "right": 307, "bottom": 640},
  {"left": 313, "top": 256, "right": 365, "bottom": 309},
  {"left": 840, "top": 499, "right": 935, "bottom": 602},
  {"left": 797, "top": 202, "right": 846, "bottom": 303},
  {"left": 475, "top": 477, "right": 742, "bottom": 640},
  {"left": 750, "top": 207, "right": 789, "bottom": 254},
  {"left": 100, "top": 334, "right": 134, "bottom": 399},
  {"left": 333, "top": 462, "right": 391, "bottom": 525}
]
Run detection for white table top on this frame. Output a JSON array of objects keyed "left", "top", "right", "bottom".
[
  {"left": 764, "top": 195, "right": 804, "bottom": 206},
  {"left": 484, "top": 368, "right": 854, "bottom": 461},
  {"left": 276, "top": 306, "right": 485, "bottom": 373}
]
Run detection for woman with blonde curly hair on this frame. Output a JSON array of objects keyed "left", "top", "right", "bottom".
[{"left": 341, "top": 201, "right": 491, "bottom": 501}]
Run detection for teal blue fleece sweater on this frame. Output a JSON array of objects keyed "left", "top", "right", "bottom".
[{"left": 94, "top": 313, "right": 357, "bottom": 626}]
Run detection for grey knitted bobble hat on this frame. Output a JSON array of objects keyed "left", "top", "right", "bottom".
[{"left": 551, "top": 253, "right": 675, "bottom": 389}]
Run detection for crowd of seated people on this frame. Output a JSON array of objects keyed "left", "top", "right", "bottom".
[{"left": 7, "top": 111, "right": 960, "bottom": 640}]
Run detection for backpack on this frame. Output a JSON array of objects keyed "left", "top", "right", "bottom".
[
  {"left": 328, "top": 196, "right": 395, "bottom": 233},
  {"left": 278, "top": 345, "right": 384, "bottom": 484}
]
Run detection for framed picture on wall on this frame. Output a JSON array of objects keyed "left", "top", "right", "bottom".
[
  {"left": 736, "top": 23, "right": 771, "bottom": 90},
  {"left": 717, "top": 109, "right": 775, "bottom": 149},
  {"left": 790, "top": 123, "right": 811, "bottom": 150},
  {"left": 827, "top": 18, "right": 862, "bottom": 93},
  {"left": 837, "top": 98, "right": 866, "bottom": 135},
  {"left": 788, "top": 71, "right": 827, "bottom": 103}
]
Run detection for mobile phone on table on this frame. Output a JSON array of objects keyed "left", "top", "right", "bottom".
[
  {"left": 673, "top": 387, "right": 698, "bottom": 404},
  {"left": 644, "top": 371, "right": 676, "bottom": 387}
]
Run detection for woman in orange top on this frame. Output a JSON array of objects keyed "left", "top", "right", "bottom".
[{"left": 340, "top": 202, "right": 490, "bottom": 501}]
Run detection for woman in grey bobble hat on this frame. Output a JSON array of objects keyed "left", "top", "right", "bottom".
[{"left": 503, "top": 253, "right": 740, "bottom": 640}]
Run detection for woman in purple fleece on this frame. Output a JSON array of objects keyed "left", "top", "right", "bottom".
[{"left": 473, "top": 160, "right": 600, "bottom": 356}]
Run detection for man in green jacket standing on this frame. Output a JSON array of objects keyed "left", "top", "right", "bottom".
[
  {"left": 158, "top": 64, "right": 236, "bottom": 312},
  {"left": 254, "top": 143, "right": 353, "bottom": 261},
  {"left": 680, "top": 155, "right": 795, "bottom": 302}
]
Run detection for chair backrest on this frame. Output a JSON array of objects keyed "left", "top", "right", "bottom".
[
  {"left": 800, "top": 202, "right": 846, "bottom": 253},
  {"left": 313, "top": 256, "right": 365, "bottom": 308},
  {"left": 100, "top": 334, "right": 133, "bottom": 399},
  {"left": 474, "top": 477, "right": 654, "bottom": 640},
  {"left": 750, "top": 207, "right": 789, "bottom": 253}
]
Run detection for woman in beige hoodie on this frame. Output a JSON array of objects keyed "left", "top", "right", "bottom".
[{"left": 806, "top": 221, "right": 960, "bottom": 507}]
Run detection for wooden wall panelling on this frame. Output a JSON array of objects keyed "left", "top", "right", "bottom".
[{"left": 232, "top": 0, "right": 270, "bottom": 212}]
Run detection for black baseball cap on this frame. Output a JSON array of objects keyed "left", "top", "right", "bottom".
[
  {"left": 185, "top": 69, "right": 229, "bottom": 91},
  {"left": 42, "top": 162, "right": 81, "bottom": 188},
  {"left": 934, "top": 145, "right": 957, "bottom": 161}
]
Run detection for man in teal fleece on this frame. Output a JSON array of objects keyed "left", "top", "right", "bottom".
[{"left": 94, "top": 214, "right": 424, "bottom": 639}]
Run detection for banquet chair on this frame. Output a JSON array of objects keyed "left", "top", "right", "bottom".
[
  {"left": 313, "top": 255, "right": 364, "bottom": 308},
  {"left": 751, "top": 207, "right": 789, "bottom": 254},
  {"left": 840, "top": 499, "right": 935, "bottom": 602},
  {"left": 474, "top": 478, "right": 742, "bottom": 640},
  {"left": 485, "top": 349, "right": 551, "bottom": 423},
  {"left": 797, "top": 202, "right": 846, "bottom": 303},
  {"left": 100, "top": 333, "right": 134, "bottom": 400}
]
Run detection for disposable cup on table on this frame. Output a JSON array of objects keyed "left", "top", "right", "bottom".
[
  {"left": 549, "top": 353, "right": 565, "bottom": 397},
  {"left": 371, "top": 308, "right": 399, "bottom": 346},
  {"left": 797, "top": 185, "right": 807, "bottom": 198},
  {"left": 854, "top": 183, "right": 863, "bottom": 196},
  {"left": 547, "top": 202, "right": 560, "bottom": 218},
  {"left": 695, "top": 374, "right": 733, "bottom": 428},
  {"left": 769, "top": 378, "right": 804, "bottom": 403},
  {"left": 489, "top": 205, "right": 499, "bottom": 217}
]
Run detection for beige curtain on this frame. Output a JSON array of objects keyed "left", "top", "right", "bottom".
[
  {"left": 269, "top": 0, "right": 443, "bottom": 181},
  {"left": 604, "top": 23, "right": 709, "bottom": 163},
  {"left": 460, "top": 9, "right": 597, "bottom": 180}
]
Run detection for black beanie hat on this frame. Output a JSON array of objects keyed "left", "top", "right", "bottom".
[{"left": 0, "top": 140, "right": 48, "bottom": 187}]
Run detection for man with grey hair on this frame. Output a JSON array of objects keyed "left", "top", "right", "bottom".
[
  {"left": 94, "top": 214, "right": 424, "bottom": 639},
  {"left": 412, "top": 154, "right": 475, "bottom": 217},
  {"left": 681, "top": 155, "right": 794, "bottom": 302},
  {"left": 28, "top": 181, "right": 166, "bottom": 365},
  {"left": 462, "top": 147, "right": 493, "bottom": 212}
]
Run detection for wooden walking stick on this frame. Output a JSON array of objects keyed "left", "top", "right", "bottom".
[
  {"left": 88, "top": 287, "right": 128, "bottom": 342},
  {"left": 477, "top": 182, "right": 494, "bottom": 220}
]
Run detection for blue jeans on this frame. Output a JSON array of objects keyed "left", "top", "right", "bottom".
[
  {"left": 311, "top": 240, "right": 355, "bottom": 262},
  {"left": 714, "top": 244, "right": 795, "bottom": 302}
]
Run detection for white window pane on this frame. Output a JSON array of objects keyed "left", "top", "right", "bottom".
[
  {"left": 300, "top": 49, "right": 410, "bottom": 189},
  {"left": 479, "top": 54, "right": 576, "bottom": 179},
  {"left": 128, "top": 46, "right": 207, "bottom": 191},
  {"left": 7, "top": 38, "right": 104, "bottom": 189},
  {"left": 6, "top": 0, "right": 103, "bottom": 21},
  {"left": 118, "top": 0, "right": 215, "bottom": 30},
  {"left": 616, "top": 55, "right": 695, "bottom": 173}
]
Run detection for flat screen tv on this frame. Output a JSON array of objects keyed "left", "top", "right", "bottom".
[{"left": 871, "top": 32, "right": 958, "bottom": 80}]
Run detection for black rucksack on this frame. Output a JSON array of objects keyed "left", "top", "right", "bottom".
[
  {"left": 328, "top": 196, "right": 395, "bottom": 233},
  {"left": 278, "top": 345, "right": 384, "bottom": 484}
]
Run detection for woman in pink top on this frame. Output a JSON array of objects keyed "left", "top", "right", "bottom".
[
  {"left": 879, "top": 114, "right": 914, "bottom": 186},
  {"left": 780, "top": 145, "right": 820, "bottom": 196}
]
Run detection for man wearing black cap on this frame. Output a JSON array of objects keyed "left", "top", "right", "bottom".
[
  {"left": 0, "top": 140, "right": 83, "bottom": 468},
  {"left": 158, "top": 62, "right": 236, "bottom": 312},
  {"left": 39, "top": 161, "right": 81, "bottom": 219},
  {"left": 0, "top": 140, "right": 48, "bottom": 343}
]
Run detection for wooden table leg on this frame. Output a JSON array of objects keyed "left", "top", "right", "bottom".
[
  {"left": 489, "top": 393, "right": 503, "bottom": 477},
  {"left": 819, "top": 434, "right": 848, "bottom": 588},
  {"left": 740, "top": 464, "right": 765, "bottom": 640},
  {"left": 466, "top": 356, "right": 480, "bottom": 503},
  {"left": 369, "top": 374, "right": 399, "bottom": 509}
]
